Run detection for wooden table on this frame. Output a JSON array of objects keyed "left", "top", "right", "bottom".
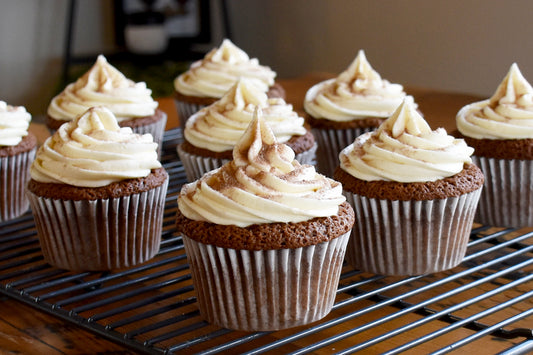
[{"left": 2, "top": 74, "right": 519, "bottom": 354}]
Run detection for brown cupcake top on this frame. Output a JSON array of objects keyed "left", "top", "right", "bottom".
[
  {"left": 453, "top": 130, "right": 533, "bottom": 160},
  {"left": 305, "top": 113, "right": 384, "bottom": 130},
  {"left": 335, "top": 163, "right": 484, "bottom": 201},
  {"left": 28, "top": 167, "right": 168, "bottom": 201},
  {"left": 0, "top": 133, "right": 37, "bottom": 157},
  {"left": 177, "top": 201, "right": 354, "bottom": 250}
]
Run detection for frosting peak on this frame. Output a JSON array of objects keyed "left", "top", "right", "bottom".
[
  {"left": 48, "top": 55, "right": 158, "bottom": 122},
  {"left": 457, "top": 63, "right": 533, "bottom": 139},
  {"left": 340, "top": 98, "right": 474, "bottom": 182},
  {"left": 31, "top": 106, "right": 161, "bottom": 187},
  {"left": 174, "top": 39, "right": 276, "bottom": 98},
  {"left": 0, "top": 101, "right": 31, "bottom": 146},
  {"left": 304, "top": 50, "right": 410, "bottom": 121},
  {"left": 178, "top": 109, "right": 345, "bottom": 227},
  {"left": 184, "top": 78, "right": 306, "bottom": 152}
]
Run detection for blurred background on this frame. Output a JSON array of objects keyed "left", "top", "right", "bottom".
[{"left": 2, "top": 0, "right": 533, "bottom": 117}]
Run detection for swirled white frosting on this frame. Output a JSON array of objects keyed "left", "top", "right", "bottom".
[
  {"left": 178, "top": 109, "right": 345, "bottom": 227},
  {"left": 457, "top": 63, "right": 533, "bottom": 139},
  {"left": 304, "top": 50, "right": 411, "bottom": 122},
  {"left": 340, "top": 97, "right": 473, "bottom": 182},
  {"left": 0, "top": 101, "right": 31, "bottom": 146},
  {"left": 174, "top": 39, "right": 276, "bottom": 98},
  {"left": 47, "top": 55, "right": 158, "bottom": 122},
  {"left": 31, "top": 106, "right": 161, "bottom": 187},
  {"left": 184, "top": 78, "right": 306, "bottom": 152}
]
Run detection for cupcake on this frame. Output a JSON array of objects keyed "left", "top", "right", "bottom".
[
  {"left": 47, "top": 55, "right": 167, "bottom": 155},
  {"left": 456, "top": 63, "right": 533, "bottom": 228},
  {"left": 335, "top": 98, "right": 484, "bottom": 276},
  {"left": 176, "top": 109, "right": 354, "bottom": 331},
  {"left": 27, "top": 107, "right": 168, "bottom": 271},
  {"left": 177, "top": 77, "right": 316, "bottom": 181},
  {"left": 0, "top": 101, "right": 37, "bottom": 222},
  {"left": 304, "top": 49, "right": 413, "bottom": 177},
  {"left": 173, "top": 38, "right": 285, "bottom": 130}
]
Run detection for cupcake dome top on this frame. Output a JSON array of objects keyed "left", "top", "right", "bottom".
[
  {"left": 457, "top": 63, "right": 533, "bottom": 140},
  {"left": 304, "top": 50, "right": 410, "bottom": 121},
  {"left": 0, "top": 101, "right": 31, "bottom": 146},
  {"left": 174, "top": 39, "right": 276, "bottom": 98},
  {"left": 184, "top": 78, "right": 306, "bottom": 152},
  {"left": 178, "top": 108, "right": 345, "bottom": 227},
  {"left": 31, "top": 106, "right": 161, "bottom": 187},
  {"left": 340, "top": 97, "right": 473, "bottom": 182},
  {"left": 47, "top": 55, "right": 158, "bottom": 122}
]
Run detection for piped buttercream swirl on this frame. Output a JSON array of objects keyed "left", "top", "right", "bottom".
[
  {"left": 184, "top": 78, "right": 306, "bottom": 152},
  {"left": 47, "top": 55, "right": 158, "bottom": 122},
  {"left": 31, "top": 106, "right": 161, "bottom": 187},
  {"left": 340, "top": 97, "right": 473, "bottom": 182},
  {"left": 304, "top": 50, "right": 410, "bottom": 122},
  {"left": 457, "top": 63, "right": 533, "bottom": 139},
  {"left": 178, "top": 108, "right": 345, "bottom": 227},
  {"left": 0, "top": 101, "right": 31, "bottom": 146},
  {"left": 174, "top": 39, "right": 276, "bottom": 98}
]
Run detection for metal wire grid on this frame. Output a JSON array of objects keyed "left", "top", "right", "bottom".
[{"left": 0, "top": 128, "right": 532, "bottom": 354}]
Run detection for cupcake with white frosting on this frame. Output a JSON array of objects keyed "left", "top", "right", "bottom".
[
  {"left": 0, "top": 101, "right": 37, "bottom": 221},
  {"left": 335, "top": 98, "right": 483, "bottom": 276},
  {"left": 173, "top": 38, "right": 285, "bottom": 130},
  {"left": 28, "top": 106, "right": 168, "bottom": 271},
  {"left": 176, "top": 109, "right": 354, "bottom": 331},
  {"left": 47, "top": 55, "right": 166, "bottom": 155},
  {"left": 456, "top": 63, "right": 533, "bottom": 228},
  {"left": 304, "top": 49, "right": 413, "bottom": 177},
  {"left": 177, "top": 77, "right": 316, "bottom": 181}
]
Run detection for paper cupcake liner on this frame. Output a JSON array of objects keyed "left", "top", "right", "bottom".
[
  {"left": 312, "top": 126, "right": 376, "bottom": 178},
  {"left": 174, "top": 99, "right": 208, "bottom": 133},
  {"left": 177, "top": 142, "right": 318, "bottom": 182},
  {"left": 343, "top": 188, "right": 482, "bottom": 276},
  {"left": 130, "top": 112, "right": 168, "bottom": 158},
  {"left": 0, "top": 147, "right": 37, "bottom": 222},
  {"left": 182, "top": 231, "right": 350, "bottom": 331},
  {"left": 27, "top": 178, "right": 169, "bottom": 271},
  {"left": 472, "top": 156, "right": 533, "bottom": 228}
]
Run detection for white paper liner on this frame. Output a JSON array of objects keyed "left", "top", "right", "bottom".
[
  {"left": 182, "top": 231, "right": 350, "bottom": 331},
  {"left": 27, "top": 178, "right": 168, "bottom": 271},
  {"left": 174, "top": 99, "right": 208, "bottom": 133},
  {"left": 343, "top": 188, "right": 482, "bottom": 276},
  {"left": 0, "top": 147, "right": 37, "bottom": 222},
  {"left": 177, "top": 142, "right": 319, "bottom": 183},
  {"left": 472, "top": 156, "right": 533, "bottom": 228},
  {"left": 312, "top": 126, "right": 376, "bottom": 178},
  {"left": 130, "top": 111, "right": 167, "bottom": 158}
]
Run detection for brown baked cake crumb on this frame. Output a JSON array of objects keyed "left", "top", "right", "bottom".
[
  {"left": 47, "top": 109, "right": 165, "bottom": 131},
  {"left": 176, "top": 201, "right": 354, "bottom": 250},
  {"left": 0, "top": 133, "right": 37, "bottom": 157},
  {"left": 305, "top": 113, "right": 384, "bottom": 130},
  {"left": 452, "top": 130, "right": 533, "bottom": 160},
  {"left": 181, "top": 129, "right": 316, "bottom": 159},
  {"left": 28, "top": 167, "right": 168, "bottom": 200},
  {"left": 334, "top": 163, "right": 484, "bottom": 201},
  {"left": 175, "top": 82, "right": 286, "bottom": 105}
]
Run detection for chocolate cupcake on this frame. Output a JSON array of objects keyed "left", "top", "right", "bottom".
[
  {"left": 335, "top": 98, "right": 483, "bottom": 276},
  {"left": 456, "top": 63, "right": 533, "bottom": 228},
  {"left": 177, "top": 109, "right": 354, "bottom": 331},
  {"left": 27, "top": 107, "right": 168, "bottom": 271},
  {"left": 177, "top": 78, "right": 316, "bottom": 181},
  {"left": 0, "top": 101, "right": 37, "bottom": 221},
  {"left": 173, "top": 39, "right": 285, "bottom": 130},
  {"left": 47, "top": 55, "right": 167, "bottom": 155},
  {"left": 304, "top": 50, "right": 413, "bottom": 177}
]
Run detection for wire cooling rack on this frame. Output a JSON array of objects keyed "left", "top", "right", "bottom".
[{"left": 1, "top": 128, "right": 532, "bottom": 354}]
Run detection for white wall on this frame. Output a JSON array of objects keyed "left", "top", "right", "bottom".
[
  {"left": 2, "top": 0, "right": 533, "bottom": 116},
  {"left": 227, "top": 0, "right": 533, "bottom": 97}
]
